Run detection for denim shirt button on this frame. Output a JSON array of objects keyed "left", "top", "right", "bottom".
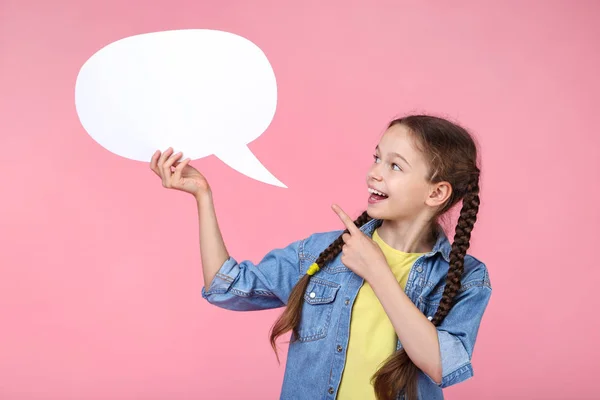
[
  {"left": 328, "top": 387, "right": 335, "bottom": 394},
  {"left": 309, "top": 292, "right": 316, "bottom": 299},
  {"left": 337, "top": 345, "right": 343, "bottom": 352},
  {"left": 344, "top": 299, "right": 350, "bottom": 305},
  {"left": 416, "top": 266, "right": 423, "bottom": 273}
]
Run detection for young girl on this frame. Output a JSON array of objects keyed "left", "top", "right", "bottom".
[{"left": 150, "top": 115, "right": 491, "bottom": 400}]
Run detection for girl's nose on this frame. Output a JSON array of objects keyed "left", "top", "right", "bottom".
[{"left": 367, "top": 166, "right": 382, "bottom": 181}]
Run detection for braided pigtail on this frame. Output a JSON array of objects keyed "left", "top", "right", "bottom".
[
  {"left": 372, "top": 177, "right": 480, "bottom": 400},
  {"left": 430, "top": 178, "right": 480, "bottom": 326},
  {"left": 269, "top": 211, "right": 372, "bottom": 362}
]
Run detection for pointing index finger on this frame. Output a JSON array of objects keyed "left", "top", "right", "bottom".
[{"left": 332, "top": 204, "right": 359, "bottom": 234}]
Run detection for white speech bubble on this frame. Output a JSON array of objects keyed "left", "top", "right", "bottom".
[{"left": 75, "top": 29, "right": 285, "bottom": 188}]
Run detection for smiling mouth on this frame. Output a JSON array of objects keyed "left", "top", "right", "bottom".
[{"left": 368, "top": 187, "right": 388, "bottom": 202}]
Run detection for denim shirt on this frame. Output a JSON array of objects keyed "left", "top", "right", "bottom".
[{"left": 201, "top": 218, "right": 492, "bottom": 399}]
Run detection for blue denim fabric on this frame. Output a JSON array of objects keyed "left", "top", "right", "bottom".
[{"left": 202, "top": 218, "right": 492, "bottom": 399}]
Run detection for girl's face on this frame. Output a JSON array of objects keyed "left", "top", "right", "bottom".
[{"left": 366, "top": 124, "right": 439, "bottom": 221}]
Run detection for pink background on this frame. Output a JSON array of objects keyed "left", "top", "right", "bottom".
[{"left": 1, "top": 0, "right": 599, "bottom": 399}]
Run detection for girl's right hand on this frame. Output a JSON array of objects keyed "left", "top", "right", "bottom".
[{"left": 150, "top": 147, "right": 211, "bottom": 199}]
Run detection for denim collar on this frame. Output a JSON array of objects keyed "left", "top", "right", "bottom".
[{"left": 360, "top": 218, "right": 451, "bottom": 262}]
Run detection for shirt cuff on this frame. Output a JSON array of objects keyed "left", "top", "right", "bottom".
[
  {"left": 424, "top": 330, "right": 474, "bottom": 388},
  {"left": 201, "top": 257, "right": 240, "bottom": 299}
]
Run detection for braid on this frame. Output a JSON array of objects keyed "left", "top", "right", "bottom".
[
  {"left": 269, "top": 211, "right": 372, "bottom": 361},
  {"left": 430, "top": 178, "right": 480, "bottom": 326}
]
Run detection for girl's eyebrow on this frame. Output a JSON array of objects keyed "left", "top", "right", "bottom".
[{"left": 375, "top": 145, "right": 411, "bottom": 167}]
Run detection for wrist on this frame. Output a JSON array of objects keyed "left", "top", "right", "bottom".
[
  {"left": 195, "top": 190, "right": 213, "bottom": 205},
  {"left": 366, "top": 260, "right": 394, "bottom": 288}
]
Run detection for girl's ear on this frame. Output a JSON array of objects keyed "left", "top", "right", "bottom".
[{"left": 426, "top": 181, "right": 452, "bottom": 208}]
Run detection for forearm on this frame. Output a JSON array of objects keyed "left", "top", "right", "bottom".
[
  {"left": 369, "top": 267, "right": 442, "bottom": 383},
  {"left": 196, "top": 191, "right": 230, "bottom": 288}
]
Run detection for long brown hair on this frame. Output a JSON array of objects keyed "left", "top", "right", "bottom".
[{"left": 269, "top": 115, "right": 481, "bottom": 399}]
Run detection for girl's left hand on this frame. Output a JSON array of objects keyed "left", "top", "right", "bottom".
[{"left": 332, "top": 204, "right": 388, "bottom": 283}]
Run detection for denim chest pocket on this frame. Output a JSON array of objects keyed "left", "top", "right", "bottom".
[
  {"left": 295, "top": 278, "right": 340, "bottom": 342},
  {"left": 419, "top": 299, "right": 440, "bottom": 321},
  {"left": 419, "top": 281, "right": 473, "bottom": 319},
  {"left": 418, "top": 284, "right": 444, "bottom": 320}
]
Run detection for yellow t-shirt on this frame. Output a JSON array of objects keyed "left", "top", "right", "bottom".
[{"left": 336, "top": 229, "right": 424, "bottom": 400}]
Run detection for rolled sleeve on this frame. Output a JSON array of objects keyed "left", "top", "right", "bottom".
[
  {"left": 425, "top": 282, "right": 492, "bottom": 388},
  {"left": 201, "top": 257, "right": 242, "bottom": 297},
  {"left": 201, "top": 238, "right": 304, "bottom": 311}
]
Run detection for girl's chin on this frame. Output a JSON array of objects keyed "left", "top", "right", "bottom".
[{"left": 366, "top": 205, "right": 385, "bottom": 218}]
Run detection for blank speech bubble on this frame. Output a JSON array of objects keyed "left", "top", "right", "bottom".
[{"left": 75, "top": 29, "right": 285, "bottom": 188}]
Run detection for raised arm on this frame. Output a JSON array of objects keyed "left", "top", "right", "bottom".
[
  {"left": 150, "top": 147, "right": 303, "bottom": 311},
  {"left": 150, "top": 147, "right": 229, "bottom": 288}
]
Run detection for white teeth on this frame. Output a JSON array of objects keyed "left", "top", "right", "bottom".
[{"left": 368, "top": 188, "right": 388, "bottom": 197}]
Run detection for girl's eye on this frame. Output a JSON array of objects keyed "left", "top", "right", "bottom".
[{"left": 373, "top": 155, "right": 401, "bottom": 171}]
